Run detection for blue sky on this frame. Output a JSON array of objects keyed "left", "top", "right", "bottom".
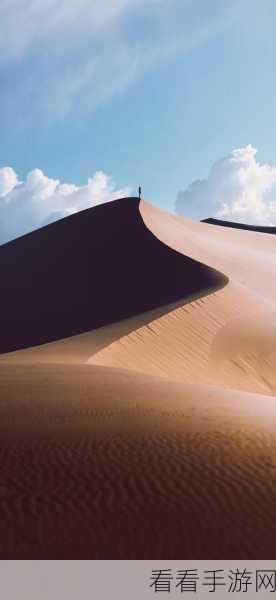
[{"left": 1, "top": 0, "right": 276, "bottom": 242}]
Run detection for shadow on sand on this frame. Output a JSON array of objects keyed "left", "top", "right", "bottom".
[{"left": 0, "top": 198, "right": 227, "bottom": 354}]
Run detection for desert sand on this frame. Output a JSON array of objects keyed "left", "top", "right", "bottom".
[{"left": 0, "top": 197, "right": 275, "bottom": 558}]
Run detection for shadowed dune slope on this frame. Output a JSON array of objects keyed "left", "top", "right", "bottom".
[
  {"left": 0, "top": 197, "right": 226, "bottom": 354},
  {"left": 202, "top": 217, "right": 276, "bottom": 234}
]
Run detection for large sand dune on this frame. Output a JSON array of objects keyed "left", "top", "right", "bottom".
[
  {"left": 84, "top": 202, "right": 276, "bottom": 395},
  {"left": 0, "top": 197, "right": 276, "bottom": 558},
  {"left": 0, "top": 198, "right": 224, "bottom": 353}
]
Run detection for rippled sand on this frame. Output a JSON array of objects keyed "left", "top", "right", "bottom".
[{"left": 1, "top": 363, "right": 276, "bottom": 559}]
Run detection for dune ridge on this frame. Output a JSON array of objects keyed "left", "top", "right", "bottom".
[
  {"left": 82, "top": 201, "right": 276, "bottom": 395},
  {"left": 0, "top": 197, "right": 225, "bottom": 354}
]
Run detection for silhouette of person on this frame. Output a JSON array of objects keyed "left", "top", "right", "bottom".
[{"left": 138, "top": 186, "right": 142, "bottom": 199}]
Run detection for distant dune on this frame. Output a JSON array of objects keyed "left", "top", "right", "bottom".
[
  {"left": 202, "top": 216, "right": 276, "bottom": 234},
  {"left": 0, "top": 197, "right": 276, "bottom": 559}
]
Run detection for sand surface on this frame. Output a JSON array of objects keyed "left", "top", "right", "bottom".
[
  {"left": 0, "top": 198, "right": 276, "bottom": 558},
  {"left": 1, "top": 363, "right": 276, "bottom": 559}
]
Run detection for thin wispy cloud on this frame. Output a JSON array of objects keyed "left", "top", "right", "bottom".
[
  {"left": 0, "top": 0, "right": 147, "bottom": 62},
  {"left": 0, "top": 0, "right": 240, "bottom": 122},
  {"left": 176, "top": 145, "right": 276, "bottom": 225},
  {"left": 0, "top": 166, "right": 131, "bottom": 244}
]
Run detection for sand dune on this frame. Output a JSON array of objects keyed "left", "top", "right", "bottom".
[
  {"left": 3, "top": 202, "right": 276, "bottom": 393},
  {"left": 80, "top": 201, "right": 276, "bottom": 395},
  {"left": 0, "top": 197, "right": 276, "bottom": 559},
  {"left": 0, "top": 198, "right": 224, "bottom": 354}
]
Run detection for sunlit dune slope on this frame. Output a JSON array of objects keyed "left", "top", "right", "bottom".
[
  {"left": 0, "top": 198, "right": 225, "bottom": 354},
  {"left": 82, "top": 200, "right": 276, "bottom": 395}
]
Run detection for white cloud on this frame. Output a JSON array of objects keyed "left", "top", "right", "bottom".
[
  {"left": 176, "top": 145, "right": 276, "bottom": 225},
  {"left": 0, "top": 167, "right": 131, "bottom": 244},
  {"left": 0, "top": 167, "right": 19, "bottom": 197}
]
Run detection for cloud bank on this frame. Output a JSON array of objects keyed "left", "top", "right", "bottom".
[
  {"left": 176, "top": 145, "right": 276, "bottom": 225},
  {"left": 0, "top": 167, "right": 130, "bottom": 244}
]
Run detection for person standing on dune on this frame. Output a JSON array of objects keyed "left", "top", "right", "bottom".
[{"left": 138, "top": 186, "right": 142, "bottom": 199}]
